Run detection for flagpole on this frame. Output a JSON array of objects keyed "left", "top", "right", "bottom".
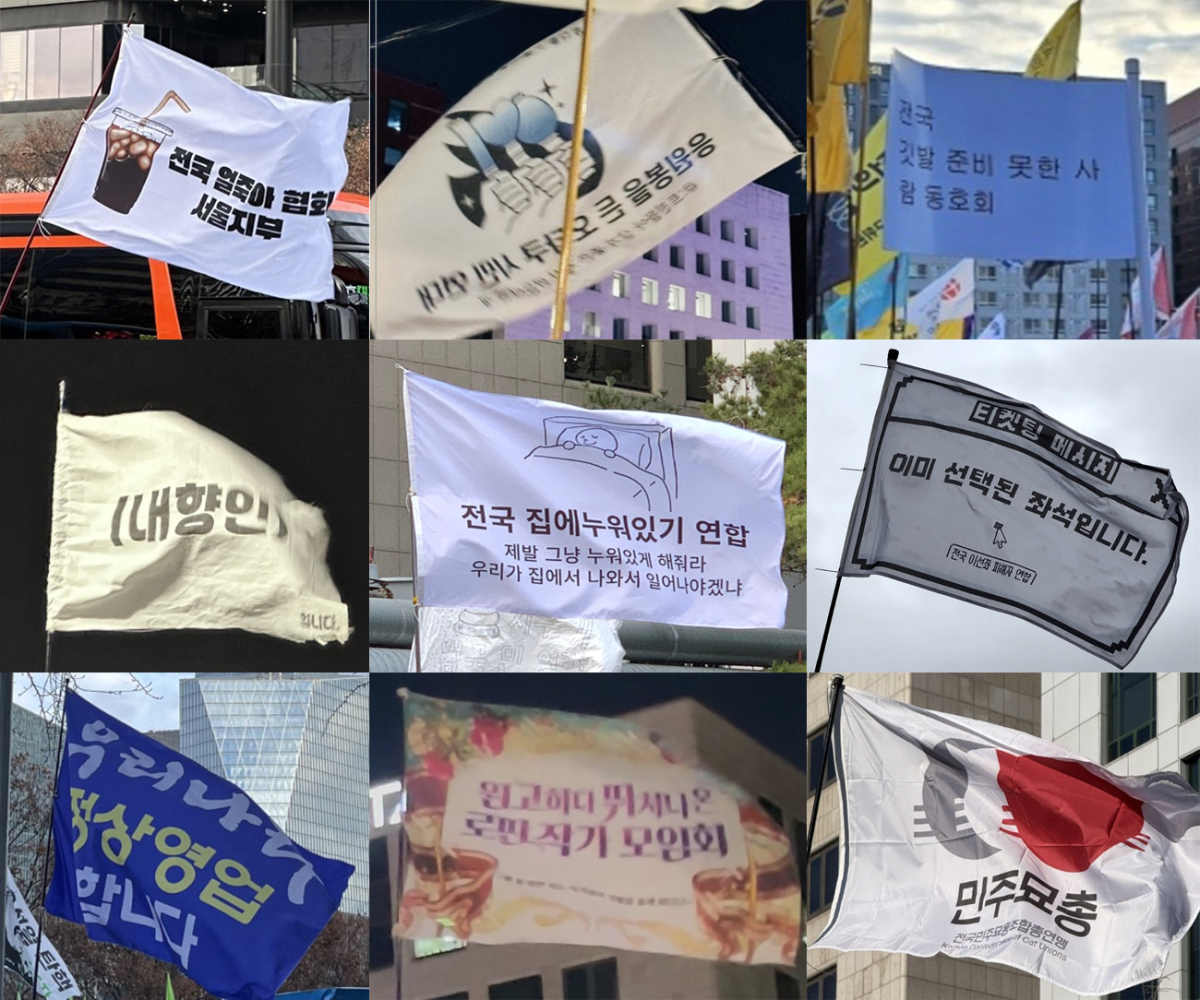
[
  {"left": 0, "top": 16, "right": 133, "bottom": 321},
  {"left": 549, "top": 0, "right": 597, "bottom": 341},
  {"left": 30, "top": 679, "right": 70, "bottom": 997},
  {"left": 1125, "top": 58, "right": 1155, "bottom": 340},
  {"left": 806, "top": 1, "right": 821, "bottom": 339},
  {"left": 804, "top": 675, "right": 844, "bottom": 871},
  {"left": 1052, "top": 262, "right": 1065, "bottom": 339},
  {"left": 407, "top": 489, "right": 422, "bottom": 672},
  {"left": 846, "top": 5, "right": 872, "bottom": 342},
  {"left": 0, "top": 672, "right": 12, "bottom": 1000}
]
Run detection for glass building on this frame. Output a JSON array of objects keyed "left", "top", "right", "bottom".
[{"left": 179, "top": 673, "right": 368, "bottom": 915}]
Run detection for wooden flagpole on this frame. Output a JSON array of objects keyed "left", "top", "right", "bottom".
[{"left": 550, "top": 0, "right": 598, "bottom": 341}]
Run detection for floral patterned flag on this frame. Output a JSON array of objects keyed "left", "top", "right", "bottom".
[{"left": 395, "top": 691, "right": 800, "bottom": 964}]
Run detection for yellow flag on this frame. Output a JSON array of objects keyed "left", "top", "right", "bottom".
[
  {"left": 810, "top": 0, "right": 851, "bottom": 110},
  {"left": 831, "top": 0, "right": 870, "bottom": 86},
  {"left": 834, "top": 114, "right": 893, "bottom": 295},
  {"left": 808, "top": 84, "right": 852, "bottom": 193},
  {"left": 1025, "top": 0, "right": 1082, "bottom": 80}
]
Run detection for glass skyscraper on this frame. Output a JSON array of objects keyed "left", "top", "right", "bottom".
[{"left": 179, "top": 673, "right": 368, "bottom": 915}]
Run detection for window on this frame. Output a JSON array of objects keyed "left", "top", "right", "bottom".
[
  {"left": 806, "top": 969, "right": 837, "bottom": 1000},
  {"left": 643, "top": 247, "right": 658, "bottom": 262},
  {"left": 583, "top": 311, "right": 600, "bottom": 338},
  {"left": 721, "top": 300, "right": 736, "bottom": 324},
  {"left": 669, "top": 330, "right": 683, "bottom": 340},
  {"left": 1147, "top": 193, "right": 1158, "bottom": 210},
  {"left": 746, "top": 266, "right": 759, "bottom": 289},
  {"left": 491, "top": 976, "right": 544, "bottom": 1000},
  {"left": 1149, "top": 218, "right": 1159, "bottom": 239},
  {"left": 564, "top": 342, "right": 650, "bottom": 391},
  {"left": 383, "top": 147, "right": 403, "bottom": 168},
  {"left": 1184, "top": 674, "right": 1199, "bottom": 720},
  {"left": 685, "top": 340, "right": 712, "bottom": 401},
  {"left": 1188, "top": 917, "right": 1199, "bottom": 1000},
  {"left": 721, "top": 259, "right": 736, "bottom": 282},
  {"left": 669, "top": 285, "right": 687, "bottom": 312},
  {"left": 1188, "top": 755, "right": 1199, "bottom": 793},
  {"left": 1146, "top": 167, "right": 1157, "bottom": 185},
  {"left": 808, "top": 728, "right": 835, "bottom": 788},
  {"left": 696, "top": 253, "right": 711, "bottom": 277},
  {"left": 641, "top": 324, "right": 656, "bottom": 340},
  {"left": 744, "top": 227, "right": 759, "bottom": 249},
  {"left": 1090, "top": 294, "right": 1108, "bottom": 309},
  {"left": 563, "top": 958, "right": 618, "bottom": 1000},
  {"left": 1142, "top": 92, "right": 1155, "bottom": 111},
  {"left": 1, "top": 25, "right": 104, "bottom": 102},
  {"left": 910, "top": 263, "right": 928, "bottom": 279},
  {"left": 1023, "top": 292, "right": 1041, "bottom": 307},
  {"left": 612, "top": 318, "right": 628, "bottom": 340},
  {"left": 1143, "top": 119, "right": 1155, "bottom": 137},
  {"left": 695, "top": 214, "right": 710, "bottom": 235},
  {"left": 669, "top": 245, "right": 685, "bottom": 269},
  {"left": 1106, "top": 983, "right": 1157, "bottom": 1000},
  {"left": 978, "top": 291, "right": 997, "bottom": 308},
  {"left": 1025, "top": 318, "right": 1043, "bottom": 336},
  {"left": 720, "top": 219, "right": 735, "bottom": 242},
  {"left": 808, "top": 841, "right": 839, "bottom": 917},
  {"left": 746, "top": 306, "right": 760, "bottom": 330},
  {"left": 1146, "top": 144, "right": 1156, "bottom": 162},
  {"left": 641, "top": 277, "right": 659, "bottom": 306},
  {"left": 612, "top": 272, "right": 629, "bottom": 298},
  {"left": 1106, "top": 674, "right": 1156, "bottom": 762},
  {"left": 1089, "top": 267, "right": 1107, "bottom": 280},
  {"left": 775, "top": 970, "right": 801, "bottom": 1000},
  {"left": 979, "top": 265, "right": 997, "bottom": 280},
  {"left": 694, "top": 291, "right": 711, "bottom": 318},
  {"left": 387, "top": 98, "right": 409, "bottom": 132},
  {"left": 368, "top": 839, "right": 393, "bottom": 969},
  {"left": 1096, "top": 318, "right": 1108, "bottom": 334}
]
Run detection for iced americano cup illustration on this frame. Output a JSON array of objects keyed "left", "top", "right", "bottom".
[{"left": 93, "top": 91, "right": 189, "bottom": 214}]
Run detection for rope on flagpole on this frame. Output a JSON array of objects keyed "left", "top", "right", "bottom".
[
  {"left": 0, "top": 15, "right": 134, "bottom": 322},
  {"left": 550, "top": 0, "right": 597, "bottom": 341}
]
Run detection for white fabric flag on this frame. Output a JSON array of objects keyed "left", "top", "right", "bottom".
[
  {"left": 839, "top": 359, "right": 1188, "bottom": 667},
  {"left": 976, "top": 312, "right": 1006, "bottom": 340},
  {"left": 46, "top": 410, "right": 348, "bottom": 644},
  {"left": 505, "top": 0, "right": 763, "bottom": 9},
  {"left": 814, "top": 689, "right": 1200, "bottom": 995},
  {"left": 884, "top": 52, "right": 1137, "bottom": 259},
  {"left": 1155, "top": 289, "right": 1198, "bottom": 341},
  {"left": 419, "top": 607, "right": 624, "bottom": 672},
  {"left": 404, "top": 370, "right": 787, "bottom": 627},
  {"left": 5, "top": 870, "right": 80, "bottom": 1000},
  {"left": 907, "top": 258, "right": 974, "bottom": 339},
  {"left": 42, "top": 31, "right": 349, "bottom": 302},
  {"left": 1120, "top": 246, "right": 1171, "bottom": 337},
  {"left": 372, "top": 11, "right": 797, "bottom": 338}
]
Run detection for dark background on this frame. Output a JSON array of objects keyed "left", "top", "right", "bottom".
[
  {"left": 369, "top": 672, "right": 805, "bottom": 784},
  {"left": 0, "top": 340, "right": 368, "bottom": 672},
  {"left": 373, "top": 0, "right": 805, "bottom": 212}
]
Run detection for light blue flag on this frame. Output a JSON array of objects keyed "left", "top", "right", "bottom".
[{"left": 824, "top": 257, "right": 908, "bottom": 339}]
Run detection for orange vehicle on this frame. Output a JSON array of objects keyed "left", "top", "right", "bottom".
[{"left": 0, "top": 190, "right": 368, "bottom": 339}]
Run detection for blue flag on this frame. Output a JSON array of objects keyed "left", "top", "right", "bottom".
[{"left": 46, "top": 690, "right": 354, "bottom": 1000}]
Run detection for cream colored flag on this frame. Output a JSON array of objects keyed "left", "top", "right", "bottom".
[
  {"left": 1025, "top": 0, "right": 1082, "bottom": 80},
  {"left": 46, "top": 410, "right": 348, "bottom": 644}
]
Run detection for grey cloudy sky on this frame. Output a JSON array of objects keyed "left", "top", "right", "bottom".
[
  {"left": 871, "top": 0, "right": 1199, "bottom": 103},
  {"left": 808, "top": 340, "right": 1200, "bottom": 673},
  {"left": 15, "top": 673, "right": 191, "bottom": 732}
]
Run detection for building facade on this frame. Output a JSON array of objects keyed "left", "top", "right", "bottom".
[
  {"left": 503, "top": 183, "right": 793, "bottom": 341},
  {"left": 842, "top": 63, "right": 1172, "bottom": 339},
  {"left": 1169, "top": 88, "right": 1200, "bottom": 308},
  {"left": 178, "top": 672, "right": 369, "bottom": 915},
  {"left": 372, "top": 71, "right": 442, "bottom": 191},
  {"left": 372, "top": 696, "right": 804, "bottom": 1000}
]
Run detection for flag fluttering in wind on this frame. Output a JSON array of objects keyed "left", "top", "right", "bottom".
[
  {"left": 1157, "top": 290, "right": 1199, "bottom": 340},
  {"left": 809, "top": 84, "right": 852, "bottom": 193},
  {"left": 372, "top": 11, "right": 796, "bottom": 338},
  {"left": 46, "top": 691, "right": 354, "bottom": 1000},
  {"left": 814, "top": 688, "right": 1200, "bottom": 995},
  {"left": 811, "top": 0, "right": 870, "bottom": 111},
  {"left": 42, "top": 32, "right": 349, "bottom": 302},
  {"left": 404, "top": 370, "right": 788, "bottom": 627},
  {"left": 1025, "top": 0, "right": 1083, "bottom": 80},
  {"left": 504, "top": 0, "right": 763, "bottom": 9},
  {"left": 838, "top": 358, "right": 1188, "bottom": 667},
  {"left": 5, "top": 870, "right": 79, "bottom": 1000},
  {"left": 975, "top": 312, "right": 1007, "bottom": 339},
  {"left": 397, "top": 691, "right": 801, "bottom": 961},
  {"left": 1120, "top": 246, "right": 1173, "bottom": 336},
  {"left": 834, "top": 116, "right": 893, "bottom": 297},
  {"left": 46, "top": 409, "right": 349, "bottom": 644},
  {"left": 906, "top": 258, "right": 975, "bottom": 339},
  {"left": 824, "top": 255, "right": 907, "bottom": 339}
]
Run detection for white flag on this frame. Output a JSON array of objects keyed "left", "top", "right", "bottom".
[
  {"left": 372, "top": 11, "right": 797, "bottom": 338},
  {"left": 419, "top": 607, "right": 624, "bottom": 672},
  {"left": 42, "top": 31, "right": 349, "bottom": 303},
  {"left": 1120, "top": 246, "right": 1172, "bottom": 336},
  {"left": 839, "top": 359, "right": 1188, "bottom": 667},
  {"left": 46, "top": 410, "right": 349, "bottom": 644},
  {"left": 505, "top": 0, "right": 763, "bottom": 9},
  {"left": 404, "top": 370, "right": 787, "bottom": 627},
  {"left": 907, "top": 258, "right": 975, "bottom": 339},
  {"left": 976, "top": 312, "right": 1006, "bottom": 340},
  {"left": 814, "top": 689, "right": 1200, "bottom": 996},
  {"left": 5, "top": 870, "right": 80, "bottom": 1000}
]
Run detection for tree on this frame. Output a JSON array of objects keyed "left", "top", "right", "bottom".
[
  {"left": 343, "top": 120, "right": 371, "bottom": 196},
  {"left": 0, "top": 115, "right": 77, "bottom": 192}
]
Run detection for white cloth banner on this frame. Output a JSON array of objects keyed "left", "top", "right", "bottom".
[
  {"left": 907, "top": 258, "right": 974, "bottom": 339},
  {"left": 5, "top": 870, "right": 80, "bottom": 1000},
  {"left": 43, "top": 31, "right": 349, "bottom": 302},
  {"left": 372, "top": 11, "right": 797, "bottom": 338},
  {"left": 419, "top": 607, "right": 625, "bottom": 672},
  {"left": 814, "top": 689, "right": 1200, "bottom": 995},
  {"left": 839, "top": 360, "right": 1188, "bottom": 667},
  {"left": 46, "top": 410, "right": 348, "bottom": 644},
  {"left": 884, "top": 52, "right": 1137, "bottom": 260},
  {"left": 404, "top": 370, "right": 787, "bottom": 627},
  {"left": 399, "top": 692, "right": 801, "bottom": 962},
  {"left": 506, "top": 0, "right": 763, "bottom": 9},
  {"left": 976, "top": 312, "right": 1006, "bottom": 339}
]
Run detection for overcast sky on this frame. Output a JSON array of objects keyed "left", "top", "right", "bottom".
[
  {"left": 15, "top": 673, "right": 190, "bottom": 732},
  {"left": 808, "top": 341, "right": 1200, "bottom": 673},
  {"left": 871, "top": 0, "right": 1199, "bottom": 103}
]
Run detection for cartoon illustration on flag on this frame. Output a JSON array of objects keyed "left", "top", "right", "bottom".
[
  {"left": 396, "top": 691, "right": 801, "bottom": 962},
  {"left": 813, "top": 688, "right": 1200, "bottom": 995}
]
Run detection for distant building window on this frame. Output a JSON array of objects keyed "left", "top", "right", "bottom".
[
  {"left": 1089, "top": 294, "right": 1108, "bottom": 309},
  {"left": 1025, "top": 318, "right": 1043, "bottom": 336},
  {"left": 806, "top": 969, "right": 836, "bottom": 1000},
  {"left": 746, "top": 266, "right": 760, "bottom": 289},
  {"left": 720, "top": 219, "right": 735, "bottom": 242},
  {"left": 612, "top": 318, "right": 628, "bottom": 340},
  {"left": 1147, "top": 193, "right": 1158, "bottom": 211},
  {"left": 669, "top": 330, "right": 683, "bottom": 340},
  {"left": 669, "top": 245, "right": 685, "bottom": 268},
  {"left": 744, "top": 227, "right": 759, "bottom": 249},
  {"left": 696, "top": 253, "right": 711, "bottom": 277},
  {"left": 564, "top": 342, "right": 650, "bottom": 391},
  {"left": 1, "top": 25, "right": 105, "bottom": 102},
  {"left": 583, "top": 311, "right": 599, "bottom": 338},
  {"left": 612, "top": 272, "right": 629, "bottom": 298},
  {"left": 387, "top": 98, "right": 409, "bottom": 132},
  {"left": 1089, "top": 267, "right": 1107, "bottom": 280},
  {"left": 1106, "top": 674, "right": 1156, "bottom": 762},
  {"left": 1107, "top": 983, "right": 1158, "bottom": 1000},
  {"left": 1149, "top": 218, "right": 1159, "bottom": 239},
  {"left": 1184, "top": 674, "right": 1199, "bottom": 720},
  {"left": 978, "top": 291, "right": 997, "bottom": 308},
  {"left": 721, "top": 300, "right": 736, "bottom": 324},
  {"left": 643, "top": 247, "right": 658, "bottom": 262},
  {"left": 1146, "top": 167, "right": 1157, "bottom": 185},
  {"left": 1188, "top": 754, "right": 1200, "bottom": 793},
  {"left": 1188, "top": 915, "right": 1200, "bottom": 1000},
  {"left": 383, "top": 147, "right": 403, "bottom": 167},
  {"left": 642, "top": 277, "right": 659, "bottom": 306},
  {"left": 775, "top": 970, "right": 801, "bottom": 1000},
  {"left": 1023, "top": 292, "right": 1041, "bottom": 307},
  {"left": 1142, "top": 92, "right": 1155, "bottom": 111},
  {"left": 808, "top": 841, "right": 839, "bottom": 916},
  {"left": 1145, "top": 144, "right": 1156, "bottom": 162},
  {"left": 808, "top": 727, "right": 835, "bottom": 788},
  {"left": 694, "top": 291, "right": 712, "bottom": 318},
  {"left": 669, "top": 285, "right": 687, "bottom": 312},
  {"left": 746, "top": 306, "right": 760, "bottom": 330},
  {"left": 721, "top": 259, "right": 735, "bottom": 282},
  {"left": 491, "top": 976, "right": 544, "bottom": 1000},
  {"left": 1143, "top": 119, "right": 1155, "bottom": 137},
  {"left": 685, "top": 339, "right": 711, "bottom": 401},
  {"left": 695, "top": 214, "right": 710, "bottom": 235},
  {"left": 641, "top": 324, "right": 656, "bottom": 340},
  {"left": 563, "top": 958, "right": 619, "bottom": 1000},
  {"left": 979, "top": 265, "right": 997, "bottom": 280}
]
